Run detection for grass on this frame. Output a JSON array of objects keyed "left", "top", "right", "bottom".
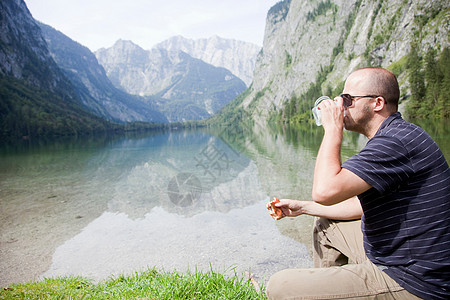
[{"left": 0, "top": 268, "right": 267, "bottom": 299}]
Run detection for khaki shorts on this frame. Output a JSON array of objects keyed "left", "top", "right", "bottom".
[{"left": 266, "top": 218, "right": 423, "bottom": 299}]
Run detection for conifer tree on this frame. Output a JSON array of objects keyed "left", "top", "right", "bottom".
[
  {"left": 406, "top": 42, "right": 425, "bottom": 117},
  {"left": 437, "top": 48, "right": 450, "bottom": 118},
  {"left": 424, "top": 47, "right": 439, "bottom": 117}
]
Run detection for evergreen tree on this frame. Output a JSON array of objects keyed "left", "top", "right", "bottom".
[
  {"left": 424, "top": 47, "right": 440, "bottom": 117},
  {"left": 437, "top": 48, "right": 450, "bottom": 118},
  {"left": 406, "top": 42, "right": 426, "bottom": 117}
]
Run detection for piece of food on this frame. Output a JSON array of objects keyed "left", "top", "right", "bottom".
[{"left": 267, "top": 197, "right": 283, "bottom": 220}]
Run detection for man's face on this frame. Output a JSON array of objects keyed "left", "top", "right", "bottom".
[{"left": 342, "top": 72, "right": 375, "bottom": 133}]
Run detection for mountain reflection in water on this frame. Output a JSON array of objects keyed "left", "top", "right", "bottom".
[
  {"left": 0, "top": 127, "right": 318, "bottom": 286},
  {"left": 2, "top": 118, "right": 447, "bottom": 287}
]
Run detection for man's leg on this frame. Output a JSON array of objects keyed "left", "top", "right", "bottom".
[
  {"left": 266, "top": 260, "right": 422, "bottom": 299},
  {"left": 313, "top": 217, "right": 366, "bottom": 267},
  {"left": 266, "top": 218, "right": 422, "bottom": 299}
]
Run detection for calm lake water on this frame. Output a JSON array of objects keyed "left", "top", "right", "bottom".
[{"left": 1, "top": 119, "right": 449, "bottom": 287}]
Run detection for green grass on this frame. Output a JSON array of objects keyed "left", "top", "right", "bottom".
[{"left": 0, "top": 268, "right": 267, "bottom": 299}]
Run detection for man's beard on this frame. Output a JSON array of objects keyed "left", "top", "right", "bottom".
[{"left": 344, "top": 105, "right": 372, "bottom": 135}]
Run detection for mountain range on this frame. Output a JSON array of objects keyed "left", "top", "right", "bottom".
[
  {"left": 154, "top": 35, "right": 260, "bottom": 86},
  {"left": 95, "top": 40, "right": 249, "bottom": 122},
  {"left": 0, "top": 0, "right": 259, "bottom": 138},
  {"left": 1, "top": 0, "right": 448, "bottom": 139},
  {"left": 39, "top": 23, "right": 167, "bottom": 124}
]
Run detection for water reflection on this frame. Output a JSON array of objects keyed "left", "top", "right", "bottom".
[
  {"left": 1, "top": 117, "right": 448, "bottom": 287},
  {"left": 42, "top": 201, "right": 311, "bottom": 282},
  {"left": 0, "top": 129, "right": 313, "bottom": 286},
  {"left": 83, "top": 130, "right": 254, "bottom": 218},
  {"left": 34, "top": 129, "right": 311, "bottom": 282}
]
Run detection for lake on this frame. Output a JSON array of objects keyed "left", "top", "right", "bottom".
[{"left": 0, "top": 119, "right": 449, "bottom": 287}]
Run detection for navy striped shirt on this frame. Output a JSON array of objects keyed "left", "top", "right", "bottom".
[{"left": 342, "top": 112, "right": 450, "bottom": 300}]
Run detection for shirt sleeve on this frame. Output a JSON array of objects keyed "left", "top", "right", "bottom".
[{"left": 342, "top": 135, "right": 414, "bottom": 194}]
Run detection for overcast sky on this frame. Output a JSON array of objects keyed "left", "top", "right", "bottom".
[{"left": 24, "top": 0, "right": 279, "bottom": 52}]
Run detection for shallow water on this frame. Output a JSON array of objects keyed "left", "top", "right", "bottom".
[
  {"left": 0, "top": 128, "right": 315, "bottom": 287},
  {"left": 0, "top": 119, "right": 448, "bottom": 287}
]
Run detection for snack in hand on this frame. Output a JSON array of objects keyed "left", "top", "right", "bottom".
[{"left": 267, "top": 197, "right": 283, "bottom": 220}]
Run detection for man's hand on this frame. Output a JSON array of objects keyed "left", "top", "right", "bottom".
[
  {"left": 267, "top": 199, "right": 310, "bottom": 220},
  {"left": 267, "top": 197, "right": 363, "bottom": 221},
  {"left": 318, "top": 97, "right": 344, "bottom": 132}
]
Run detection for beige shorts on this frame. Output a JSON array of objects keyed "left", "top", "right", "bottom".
[{"left": 266, "top": 218, "right": 423, "bottom": 299}]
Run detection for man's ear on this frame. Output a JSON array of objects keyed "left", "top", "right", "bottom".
[{"left": 373, "top": 96, "right": 386, "bottom": 112}]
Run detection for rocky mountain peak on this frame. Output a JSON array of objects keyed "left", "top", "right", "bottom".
[
  {"left": 155, "top": 35, "right": 261, "bottom": 86},
  {"left": 96, "top": 39, "right": 149, "bottom": 66},
  {"left": 95, "top": 37, "right": 247, "bottom": 122}
]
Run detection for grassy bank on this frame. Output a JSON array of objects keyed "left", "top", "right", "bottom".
[{"left": 0, "top": 268, "right": 267, "bottom": 299}]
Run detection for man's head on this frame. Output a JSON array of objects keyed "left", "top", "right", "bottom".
[{"left": 342, "top": 67, "right": 399, "bottom": 136}]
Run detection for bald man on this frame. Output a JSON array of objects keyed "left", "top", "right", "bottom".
[{"left": 266, "top": 68, "right": 450, "bottom": 299}]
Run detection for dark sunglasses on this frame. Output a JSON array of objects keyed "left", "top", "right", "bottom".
[{"left": 340, "top": 94, "right": 381, "bottom": 107}]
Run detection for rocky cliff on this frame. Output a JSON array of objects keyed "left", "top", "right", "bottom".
[
  {"left": 241, "top": 0, "right": 450, "bottom": 122},
  {"left": 0, "top": 0, "right": 114, "bottom": 138},
  {"left": 155, "top": 35, "right": 261, "bottom": 86},
  {"left": 0, "top": 0, "right": 75, "bottom": 97}
]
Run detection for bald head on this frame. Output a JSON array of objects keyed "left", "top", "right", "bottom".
[{"left": 347, "top": 67, "right": 399, "bottom": 111}]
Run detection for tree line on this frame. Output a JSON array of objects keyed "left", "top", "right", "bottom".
[
  {"left": 0, "top": 76, "right": 167, "bottom": 141},
  {"left": 406, "top": 47, "right": 450, "bottom": 119}
]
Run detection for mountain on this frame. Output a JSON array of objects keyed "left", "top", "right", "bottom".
[
  {"left": 151, "top": 50, "right": 247, "bottom": 122},
  {"left": 0, "top": 0, "right": 113, "bottom": 138},
  {"left": 155, "top": 35, "right": 261, "bottom": 86},
  {"left": 95, "top": 40, "right": 247, "bottom": 122},
  {"left": 38, "top": 23, "right": 167, "bottom": 123},
  {"left": 231, "top": 0, "right": 450, "bottom": 123},
  {"left": 0, "top": 0, "right": 68, "bottom": 92}
]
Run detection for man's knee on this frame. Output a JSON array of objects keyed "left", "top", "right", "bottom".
[
  {"left": 266, "top": 269, "right": 289, "bottom": 299},
  {"left": 266, "top": 269, "right": 313, "bottom": 299}
]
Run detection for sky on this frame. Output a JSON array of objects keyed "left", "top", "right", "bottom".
[{"left": 24, "top": 0, "right": 279, "bottom": 52}]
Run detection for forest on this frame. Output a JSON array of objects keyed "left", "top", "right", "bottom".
[{"left": 0, "top": 77, "right": 166, "bottom": 141}]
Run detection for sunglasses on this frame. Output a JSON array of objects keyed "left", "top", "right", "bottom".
[{"left": 340, "top": 94, "right": 381, "bottom": 107}]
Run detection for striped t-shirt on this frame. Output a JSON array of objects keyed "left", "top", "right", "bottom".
[{"left": 342, "top": 112, "right": 450, "bottom": 300}]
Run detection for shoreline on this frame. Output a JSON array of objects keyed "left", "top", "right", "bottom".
[{"left": 1, "top": 206, "right": 314, "bottom": 288}]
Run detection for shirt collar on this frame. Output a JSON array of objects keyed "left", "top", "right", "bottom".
[{"left": 375, "top": 112, "right": 402, "bottom": 136}]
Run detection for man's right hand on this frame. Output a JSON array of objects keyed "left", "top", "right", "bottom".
[
  {"left": 268, "top": 197, "right": 363, "bottom": 221},
  {"left": 272, "top": 199, "right": 310, "bottom": 219}
]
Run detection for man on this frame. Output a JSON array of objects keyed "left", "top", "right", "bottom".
[{"left": 266, "top": 67, "right": 450, "bottom": 299}]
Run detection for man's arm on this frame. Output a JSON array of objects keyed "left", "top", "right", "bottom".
[
  {"left": 312, "top": 98, "right": 371, "bottom": 205},
  {"left": 273, "top": 197, "right": 362, "bottom": 220}
]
